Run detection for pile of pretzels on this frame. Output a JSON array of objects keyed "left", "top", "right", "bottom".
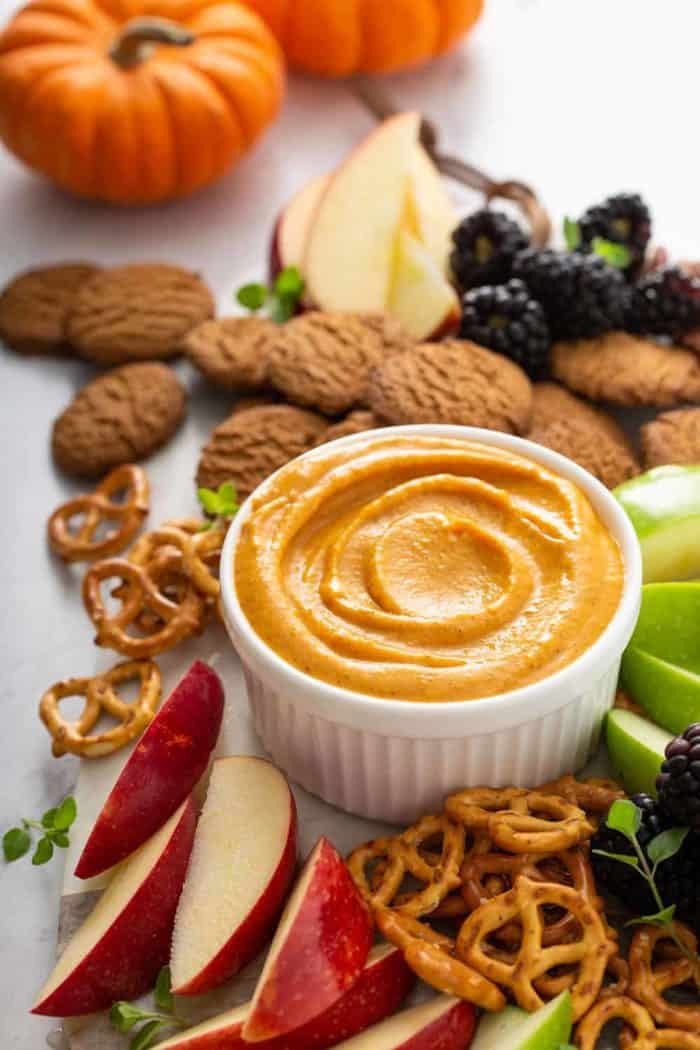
[{"left": 347, "top": 777, "right": 700, "bottom": 1047}]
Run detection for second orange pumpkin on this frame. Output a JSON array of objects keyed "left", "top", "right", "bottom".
[{"left": 241, "top": 0, "right": 484, "bottom": 77}]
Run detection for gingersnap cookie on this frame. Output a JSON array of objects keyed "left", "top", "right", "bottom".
[
  {"left": 0, "top": 263, "right": 98, "bottom": 354},
  {"left": 368, "top": 340, "right": 533, "bottom": 433},
  {"left": 314, "top": 410, "right": 381, "bottom": 447},
  {"left": 641, "top": 407, "right": 700, "bottom": 467},
  {"left": 266, "top": 312, "right": 412, "bottom": 416},
  {"left": 184, "top": 316, "right": 276, "bottom": 391},
  {"left": 68, "top": 264, "right": 215, "bottom": 365},
  {"left": 197, "top": 404, "right": 328, "bottom": 499},
  {"left": 528, "top": 383, "right": 640, "bottom": 488},
  {"left": 52, "top": 363, "right": 186, "bottom": 478},
  {"left": 551, "top": 332, "right": 700, "bottom": 406}
]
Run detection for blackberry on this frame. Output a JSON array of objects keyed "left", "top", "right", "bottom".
[
  {"left": 458, "top": 279, "right": 550, "bottom": 378},
  {"left": 628, "top": 266, "right": 700, "bottom": 337},
  {"left": 590, "top": 793, "right": 667, "bottom": 915},
  {"left": 656, "top": 723, "right": 700, "bottom": 830},
  {"left": 656, "top": 829, "right": 700, "bottom": 935},
  {"left": 512, "top": 248, "right": 630, "bottom": 340},
  {"left": 450, "top": 209, "right": 528, "bottom": 292},
  {"left": 578, "top": 193, "right": 651, "bottom": 278}
]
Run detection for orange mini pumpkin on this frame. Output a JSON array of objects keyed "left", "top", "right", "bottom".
[
  {"left": 242, "top": 0, "right": 483, "bottom": 77},
  {"left": 0, "top": 0, "right": 285, "bottom": 204}
]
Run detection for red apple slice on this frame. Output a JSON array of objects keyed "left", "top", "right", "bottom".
[
  {"left": 33, "top": 798, "right": 196, "bottom": 1017},
  {"left": 332, "top": 995, "right": 477, "bottom": 1049},
  {"left": 75, "top": 660, "right": 224, "bottom": 880},
  {"left": 303, "top": 112, "right": 421, "bottom": 313},
  {"left": 243, "top": 836, "right": 373, "bottom": 1043},
  {"left": 388, "top": 230, "right": 460, "bottom": 340},
  {"left": 158, "top": 944, "right": 414, "bottom": 1049},
  {"left": 270, "top": 173, "right": 330, "bottom": 278},
  {"left": 170, "top": 756, "right": 297, "bottom": 996}
]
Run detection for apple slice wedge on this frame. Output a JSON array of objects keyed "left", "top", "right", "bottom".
[
  {"left": 407, "top": 146, "right": 457, "bottom": 277},
  {"left": 170, "top": 757, "right": 297, "bottom": 996},
  {"left": 606, "top": 708, "right": 673, "bottom": 796},
  {"left": 304, "top": 112, "right": 421, "bottom": 313},
  {"left": 332, "top": 995, "right": 476, "bottom": 1049},
  {"left": 76, "top": 660, "right": 224, "bottom": 880},
  {"left": 33, "top": 798, "right": 196, "bottom": 1017},
  {"left": 388, "top": 229, "right": 460, "bottom": 339},
  {"left": 157, "top": 944, "right": 414, "bottom": 1049},
  {"left": 270, "top": 173, "right": 330, "bottom": 278},
  {"left": 243, "top": 836, "right": 373, "bottom": 1043}
]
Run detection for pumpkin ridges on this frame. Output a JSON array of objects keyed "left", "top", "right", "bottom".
[
  {"left": 288, "top": 0, "right": 361, "bottom": 77},
  {"left": 436, "top": 0, "right": 484, "bottom": 49},
  {"left": 2, "top": 0, "right": 115, "bottom": 34},
  {"left": 192, "top": 36, "right": 283, "bottom": 109},
  {"left": 359, "top": 0, "right": 438, "bottom": 73},
  {"left": 182, "top": 46, "right": 277, "bottom": 147},
  {"left": 0, "top": 11, "right": 100, "bottom": 49},
  {"left": 123, "top": 67, "right": 178, "bottom": 202},
  {"left": 0, "top": 45, "right": 93, "bottom": 151}
]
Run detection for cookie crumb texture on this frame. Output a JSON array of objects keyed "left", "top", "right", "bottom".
[
  {"left": 184, "top": 316, "right": 276, "bottom": 391},
  {"left": 0, "top": 263, "right": 98, "bottom": 354},
  {"left": 197, "top": 404, "right": 328, "bottom": 498},
  {"left": 528, "top": 383, "right": 640, "bottom": 488},
  {"left": 68, "top": 264, "right": 215, "bottom": 365},
  {"left": 369, "top": 340, "right": 533, "bottom": 433},
  {"left": 267, "top": 311, "right": 412, "bottom": 415},
  {"left": 52, "top": 363, "right": 186, "bottom": 478},
  {"left": 551, "top": 332, "right": 700, "bottom": 406},
  {"left": 641, "top": 407, "right": 700, "bottom": 467}
]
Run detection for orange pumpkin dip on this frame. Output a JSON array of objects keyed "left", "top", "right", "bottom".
[{"left": 234, "top": 435, "right": 624, "bottom": 702}]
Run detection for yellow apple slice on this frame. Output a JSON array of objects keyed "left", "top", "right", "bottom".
[
  {"left": 388, "top": 230, "right": 460, "bottom": 340},
  {"left": 408, "top": 147, "right": 457, "bottom": 276}
]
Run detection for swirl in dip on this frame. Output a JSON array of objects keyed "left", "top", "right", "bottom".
[{"left": 234, "top": 434, "right": 624, "bottom": 702}]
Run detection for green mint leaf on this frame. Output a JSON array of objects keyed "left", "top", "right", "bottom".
[
  {"left": 110, "top": 1002, "right": 147, "bottom": 1033},
  {"left": 3, "top": 827, "right": 31, "bottom": 862},
  {"left": 647, "top": 827, "right": 689, "bottom": 867},
  {"left": 217, "top": 481, "right": 238, "bottom": 513},
  {"left": 32, "top": 836, "right": 54, "bottom": 866},
  {"left": 154, "top": 966, "right": 173, "bottom": 1012},
  {"left": 53, "top": 796, "right": 77, "bottom": 831},
  {"left": 274, "top": 266, "right": 304, "bottom": 299},
  {"left": 269, "top": 295, "right": 296, "bottom": 324},
  {"left": 627, "top": 904, "right": 676, "bottom": 928},
  {"left": 131, "top": 1020, "right": 164, "bottom": 1050},
  {"left": 605, "top": 799, "right": 641, "bottom": 841},
  {"left": 592, "top": 849, "right": 640, "bottom": 870},
  {"left": 592, "top": 236, "right": 632, "bottom": 269},
  {"left": 41, "top": 808, "right": 58, "bottom": 829},
  {"left": 51, "top": 831, "right": 70, "bottom": 849},
  {"left": 197, "top": 487, "right": 222, "bottom": 515},
  {"left": 237, "top": 283, "right": 268, "bottom": 312},
  {"left": 563, "top": 217, "right": 581, "bottom": 251}
]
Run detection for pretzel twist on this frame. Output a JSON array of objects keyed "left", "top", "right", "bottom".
[
  {"left": 48, "top": 465, "right": 149, "bottom": 563},
  {"left": 129, "top": 522, "right": 223, "bottom": 600},
  {"left": 447, "top": 788, "right": 592, "bottom": 853},
  {"left": 39, "top": 660, "right": 161, "bottom": 757},
  {"left": 629, "top": 923, "right": 700, "bottom": 1032},
  {"left": 575, "top": 995, "right": 700, "bottom": 1050}
]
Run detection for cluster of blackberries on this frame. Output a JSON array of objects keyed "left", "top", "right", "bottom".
[{"left": 451, "top": 194, "right": 700, "bottom": 378}]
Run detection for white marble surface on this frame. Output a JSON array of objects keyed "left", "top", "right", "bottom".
[{"left": 1, "top": 1, "right": 699, "bottom": 1046}]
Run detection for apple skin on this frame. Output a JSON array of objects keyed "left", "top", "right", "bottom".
[
  {"left": 243, "top": 836, "right": 373, "bottom": 1043},
  {"left": 269, "top": 173, "right": 330, "bottom": 282},
  {"left": 615, "top": 466, "right": 700, "bottom": 582},
  {"left": 76, "top": 661, "right": 224, "bottom": 880},
  {"left": 606, "top": 708, "right": 672, "bottom": 796},
  {"left": 33, "top": 798, "right": 196, "bottom": 1017},
  {"left": 158, "top": 945, "right": 414, "bottom": 1049},
  {"left": 171, "top": 759, "right": 298, "bottom": 996},
  {"left": 470, "top": 990, "right": 571, "bottom": 1050},
  {"left": 333, "top": 995, "right": 476, "bottom": 1049}
]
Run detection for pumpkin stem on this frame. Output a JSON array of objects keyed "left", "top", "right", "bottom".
[{"left": 110, "top": 17, "right": 195, "bottom": 69}]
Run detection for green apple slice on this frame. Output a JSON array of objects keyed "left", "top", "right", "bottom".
[
  {"left": 470, "top": 991, "right": 572, "bottom": 1050},
  {"left": 621, "top": 582, "right": 700, "bottom": 734},
  {"left": 615, "top": 466, "right": 700, "bottom": 583},
  {"left": 606, "top": 708, "right": 673, "bottom": 796}
]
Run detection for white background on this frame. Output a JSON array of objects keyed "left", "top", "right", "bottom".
[{"left": 1, "top": 1, "right": 699, "bottom": 1046}]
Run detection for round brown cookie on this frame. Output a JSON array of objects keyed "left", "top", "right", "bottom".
[
  {"left": 641, "top": 407, "right": 700, "bottom": 467},
  {"left": 196, "top": 404, "right": 328, "bottom": 499},
  {"left": 52, "top": 363, "right": 186, "bottom": 478},
  {"left": 266, "top": 311, "right": 411, "bottom": 416},
  {"left": 183, "top": 316, "right": 276, "bottom": 391},
  {"left": 0, "top": 263, "right": 98, "bottom": 354},
  {"left": 68, "top": 264, "right": 215, "bottom": 365},
  {"left": 528, "top": 383, "right": 640, "bottom": 488},
  {"left": 368, "top": 340, "right": 533, "bottom": 434},
  {"left": 551, "top": 332, "right": 700, "bottom": 406},
  {"left": 314, "top": 410, "right": 382, "bottom": 447}
]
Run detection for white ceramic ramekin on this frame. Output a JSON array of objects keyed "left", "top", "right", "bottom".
[{"left": 220, "top": 425, "right": 642, "bottom": 824}]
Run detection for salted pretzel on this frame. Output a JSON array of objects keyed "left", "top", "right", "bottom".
[
  {"left": 48, "top": 465, "right": 149, "bottom": 563},
  {"left": 447, "top": 787, "right": 593, "bottom": 853},
  {"left": 83, "top": 554, "right": 205, "bottom": 657},
  {"left": 445, "top": 787, "right": 529, "bottom": 828},
  {"left": 457, "top": 876, "right": 614, "bottom": 1021},
  {"left": 538, "top": 774, "right": 625, "bottom": 822},
  {"left": 628, "top": 923, "right": 700, "bottom": 1032},
  {"left": 130, "top": 522, "right": 224, "bottom": 601},
  {"left": 39, "top": 660, "right": 161, "bottom": 757},
  {"left": 375, "top": 907, "right": 505, "bottom": 1012},
  {"left": 575, "top": 996, "right": 700, "bottom": 1050}
]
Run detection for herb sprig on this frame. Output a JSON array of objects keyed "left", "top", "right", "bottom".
[
  {"left": 237, "top": 266, "right": 305, "bottom": 323},
  {"left": 197, "top": 480, "right": 239, "bottom": 530},
  {"left": 563, "top": 218, "right": 632, "bottom": 269},
  {"left": 593, "top": 799, "right": 696, "bottom": 963},
  {"left": 110, "top": 967, "right": 185, "bottom": 1049},
  {"left": 3, "top": 795, "right": 76, "bottom": 865}
]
